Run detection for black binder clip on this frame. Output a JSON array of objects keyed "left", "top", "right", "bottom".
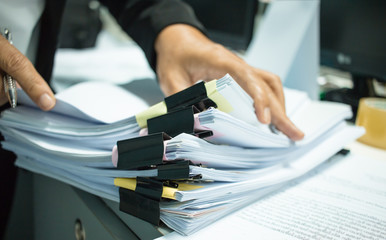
[
  {"left": 155, "top": 159, "right": 191, "bottom": 180},
  {"left": 119, "top": 177, "right": 163, "bottom": 226},
  {"left": 147, "top": 105, "right": 213, "bottom": 138},
  {"left": 164, "top": 81, "right": 217, "bottom": 112},
  {"left": 117, "top": 133, "right": 194, "bottom": 180},
  {"left": 117, "top": 132, "right": 170, "bottom": 170}
]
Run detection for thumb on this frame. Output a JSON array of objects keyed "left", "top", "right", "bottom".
[{"left": 0, "top": 36, "right": 55, "bottom": 110}]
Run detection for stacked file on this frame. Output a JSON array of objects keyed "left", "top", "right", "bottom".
[{"left": 0, "top": 74, "right": 364, "bottom": 235}]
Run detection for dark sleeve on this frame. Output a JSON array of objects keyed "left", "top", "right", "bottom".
[{"left": 98, "top": 0, "right": 206, "bottom": 72}]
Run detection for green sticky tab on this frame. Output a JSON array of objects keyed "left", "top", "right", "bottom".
[
  {"left": 135, "top": 101, "right": 167, "bottom": 128},
  {"left": 205, "top": 80, "right": 233, "bottom": 113}
]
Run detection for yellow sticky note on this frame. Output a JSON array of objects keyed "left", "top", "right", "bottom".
[
  {"left": 114, "top": 178, "right": 137, "bottom": 191},
  {"left": 161, "top": 182, "right": 203, "bottom": 199},
  {"left": 135, "top": 101, "right": 167, "bottom": 128},
  {"left": 176, "top": 182, "right": 204, "bottom": 191},
  {"left": 114, "top": 178, "right": 203, "bottom": 200},
  {"left": 205, "top": 80, "right": 233, "bottom": 113},
  {"left": 162, "top": 187, "right": 179, "bottom": 200}
]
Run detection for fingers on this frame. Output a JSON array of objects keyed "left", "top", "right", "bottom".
[
  {"left": 0, "top": 35, "right": 56, "bottom": 111},
  {"left": 154, "top": 24, "right": 303, "bottom": 141},
  {"left": 249, "top": 80, "right": 272, "bottom": 124},
  {"left": 268, "top": 95, "right": 305, "bottom": 141},
  {"left": 233, "top": 67, "right": 304, "bottom": 141},
  {"left": 256, "top": 69, "right": 286, "bottom": 110},
  {"left": 252, "top": 83, "right": 304, "bottom": 141},
  {"left": 274, "top": 115, "right": 305, "bottom": 141}
]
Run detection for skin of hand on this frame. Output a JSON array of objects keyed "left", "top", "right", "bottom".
[
  {"left": 0, "top": 34, "right": 56, "bottom": 111},
  {"left": 155, "top": 24, "right": 304, "bottom": 141}
]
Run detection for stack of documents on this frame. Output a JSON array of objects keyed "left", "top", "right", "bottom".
[{"left": 0, "top": 74, "right": 364, "bottom": 235}]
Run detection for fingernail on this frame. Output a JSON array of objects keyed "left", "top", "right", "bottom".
[
  {"left": 293, "top": 130, "right": 305, "bottom": 141},
  {"left": 264, "top": 107, "right": 271, "bottom": 123},
  {"left": 39, "top": 93, "right": 55, "bottom": 110}
]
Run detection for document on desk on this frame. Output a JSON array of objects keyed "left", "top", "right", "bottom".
[
  {"left": 196, "top": 100, "right": 352, "bottom": 148},
  {"left": 0, "top": 74, "right": 309, "bottom": 149},
  {"left": 9, "top": 123, "right": 365, "bottom": 236},
  {"left": 158, "top": 153, "right": 386, "bottom": 239},
  {"left": 0, "top": 74, "right": 366, "bottom": 236},
  {"left": 0, "top": 73, "right": 341, "bottom": 158}
]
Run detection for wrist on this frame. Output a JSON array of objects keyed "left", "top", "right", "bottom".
[{"left": 155, "top": 24, "right": 211, "bottom": 56}]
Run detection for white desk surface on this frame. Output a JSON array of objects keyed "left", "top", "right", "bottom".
[{"left": 347, "top": 140, "right": 386, "bottom": 161}]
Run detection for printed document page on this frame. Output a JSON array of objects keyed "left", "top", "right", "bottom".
[{"left": 158, "top": 152, "right": 386, "bottom": 239}]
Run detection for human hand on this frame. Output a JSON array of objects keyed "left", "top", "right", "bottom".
[
  {"left": 0, "top": 34, "right": 56, "bottom": 110},
  {"left": 155, "top": 24, "right": 304, "bottom": 141}
]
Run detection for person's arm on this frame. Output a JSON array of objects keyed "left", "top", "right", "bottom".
[
  {"left": 100, "top": 0, "right": 304, "bottom": 140},
  {"left": 99, "top": 0, "right": 206, "bottom": 71},
  {"left": 155, "top": 24, "right": 304, "bottom": 141},
  {"left": 0, "top": 35, "right": 55, "bottom": 111}
]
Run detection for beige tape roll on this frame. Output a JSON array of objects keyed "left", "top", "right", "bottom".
[{"left": 356, "top": 98, "right": 386, "bottom": 149}]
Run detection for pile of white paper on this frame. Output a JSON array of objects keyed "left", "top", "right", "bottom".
[{"left": 0, "top": 74, "right": 364, "bottom": 236}]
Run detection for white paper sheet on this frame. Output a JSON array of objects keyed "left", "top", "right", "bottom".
[
  {"left": 0, "top": 73, "right": 367, "bottom": 236},
  {"left": 15, "top": 81, "right": 149, "bottom": 123},
  {"left": 158, "top": 153, "right": 386, "bottom": 239}
]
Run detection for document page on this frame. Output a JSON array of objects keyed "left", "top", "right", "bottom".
[
  {"left": 16, "top": 81, "right": 149, "bottom": 124},
  {"left": 159, "top": 153, "right": 386, "bottom": 239}
]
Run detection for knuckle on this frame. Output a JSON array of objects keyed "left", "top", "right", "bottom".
[
  {"left": 273, "top": 110, "right": 290, "bottom": 125},
  {"left": 25, "top": 81, "right": 38, "bottom": 94},
  {"left": 24, "top": 76, "right": 44, "bottom": 96},
  {"left": 272, "top": 73, "right": 281, "bottom": 81},
  {"left": 252, "top": 91, "right": 268, "bottom": 109},
  {"left": 249, "top": 82, "right": 267, "bottom": 101},
  {"left": 270, "top": 74, "right": 282, "bottom": 85},
  {"left": 5, "top": 52, "right": 29, "bottom": 74}
]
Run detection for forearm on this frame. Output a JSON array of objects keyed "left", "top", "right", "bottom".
[{"left": 99, "top": 0, "right": 206, "bottom": 71}]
